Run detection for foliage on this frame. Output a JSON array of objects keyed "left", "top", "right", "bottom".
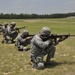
[{"left": 0, "top": 12, "right": 75, "bottom": 19}]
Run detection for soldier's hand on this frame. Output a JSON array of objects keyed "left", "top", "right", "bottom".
[
  {"left": 15, "top": 29, "right": 20, "bottom": 33},
  {"left": 15, "top": 28, "right": 18, "bottom": 30},
  {"left": 26, "top": 37, "right": 32, "bottom": 40},
  {"left": 62, "top": 36, "right": 66, "bottom": 39},
  {"left": 15, "top": 29, "right": 17, "bottom": 32},
  {"left": 59, "top": 36, "right": 67, "bottom": 42},
  {"left": 50, "top": 39, "right": 54, "bottom": 43}
]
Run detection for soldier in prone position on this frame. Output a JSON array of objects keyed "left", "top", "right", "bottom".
[
  {"left": 15, "top": 30, "right": 32, "bottom": 51},
  {"left": 30, "top": 27, "right": 66, "bottom": 70}
]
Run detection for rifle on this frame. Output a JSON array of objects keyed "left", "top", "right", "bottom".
[
  {"left": 28, "top": 33, "right": 75, "bottom": 38},
  {"left": 27, "top": 34, "right": 35, "bottom": 39},
  {"left": 15, "top": 26, "right": 26, "bottom": 33},
  {"left": 49, "top": 33, "right": 75, "bottom": 42},
  {"left": 15, "top": 26, "right": 26, "bottom": 30},
  {"left": 39, "top": 33, "right": 75, "bottom": 42},
  {"left": 29, "top": 34, "right": 35, "bottom": 37}
]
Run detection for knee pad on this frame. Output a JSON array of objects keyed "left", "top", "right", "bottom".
[{"left": 37, "top": 62, "right": 44, "bottom": 70}]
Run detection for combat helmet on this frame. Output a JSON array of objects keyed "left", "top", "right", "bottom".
[
  {"left": 22, "top": 30, "right": 29, "bottom": 37},
  {"left": 4, "top": 22, "right": 8, "bottom": 27},
  {"left": 40, "top": 27, "right": 51, "bottom": 37},
  {"left": 11, "top": 22, "right": 16, "bottom": 27},
  {"left": 4, "top": 22, "right": 8, "bottom": 25}
]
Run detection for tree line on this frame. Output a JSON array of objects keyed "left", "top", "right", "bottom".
[{"left": 0, "top": 12, "right": 75, "bottom": 19}]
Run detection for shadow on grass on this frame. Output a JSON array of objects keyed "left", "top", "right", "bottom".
[
  {"left": 1, "top": 40, "right": 16, "bottom": 44},
  {"left": 44, "top": 60, "right": 75, "bottom": 68}
]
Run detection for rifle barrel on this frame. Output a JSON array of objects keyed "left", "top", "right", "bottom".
[
  {"left": 70, "top": 35, "right": 75, "bottom": 36},
  {"left": 17, "top": 26, "right": 26, "bottom": 29}
]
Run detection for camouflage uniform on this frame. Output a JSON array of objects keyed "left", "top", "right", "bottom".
[
  {"left": 0, "top": 23, "right": 3, "bottom": 34},
  {"left": 1, "top": 22, "right": 8, "bottom": 36},
  {"left": 1, "top": 22, "right": 8, "bottom": 43},
  {"left": 6, "top": 22, "right": 18, "bottom": 43},
  {"left": 30, "top": 27, "right": 59, "bottom": 70},
  {"left": 15, "top": 30, "right": 31, "bottom": 51}
]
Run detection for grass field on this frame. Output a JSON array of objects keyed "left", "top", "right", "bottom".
[{"left": 0, "top": 18, "right": 75, "bottom": 75}]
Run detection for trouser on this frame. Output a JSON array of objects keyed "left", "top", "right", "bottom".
[
  {"left": 16, "top": 40, "right": 31, "bottom": 51},
  {"left": 31, "top": 55, "right": 44, "bottom": 70},
  {"left": 31, "top": 45, "right": 56, "bottom": 69},
  {"left": 44, "top": 45, "right": 56, "bottom": 62},
  {"left": 2, "top": 34, "right": 9, "bottom": 43},
  {"left": 5, "top": 32, "right": 18, "bottom": 43},
  {"left": 10, "top": 32, "right": 18, "bottom": 40}
]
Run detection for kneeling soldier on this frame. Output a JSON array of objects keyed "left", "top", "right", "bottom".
[
  {"left": 30, "top": 27, "right": 63, "bottom": 70},
  {"left": 15, "top": 30, "right": 32, "bottom": 51}
]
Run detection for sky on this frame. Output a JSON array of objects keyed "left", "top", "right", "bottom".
[{"left": 0, "top": 0, "right": 75, "bottom": 14}]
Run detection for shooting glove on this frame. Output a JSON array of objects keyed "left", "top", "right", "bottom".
[
  {"left": 50, "top": 39, "right": 54, "bottom": 44},
  {"left": 58, "top": 36, "right": 67, "bottom": 42},
  {"left": 14, "top": 28, "right": 20, "bottom": 33}
]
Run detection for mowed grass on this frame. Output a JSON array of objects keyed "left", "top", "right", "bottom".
[{"left": 0, "top": 18, "right": 75, "bottom": 75}]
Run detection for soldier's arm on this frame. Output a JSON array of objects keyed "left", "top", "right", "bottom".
[
  {"left": 17, "top": 37, "right": 26, "bottom": 43},
  {"left": 32, "top": 35, "right": 50, "bottom": 49},
  {"left": 8, "top": 27, "right": 17, "bottom": 34},
  {"left": 53, "top": 40, "right": 59, "bottom": 46},
  {"left": 53, "top": 36, "right": 67, "bottom": 46},
  {"left": 7, "top": 27, "right": 12, "bottom": 34}
]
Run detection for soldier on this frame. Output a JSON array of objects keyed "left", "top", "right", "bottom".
[
  {"left": 30, "top": 27, "right": 64, "bottom": 70},
  {"left": 6, "top": 22, "right": 19, "bottom": 43},
  {"left": 0, "top": 23, "right": 3, "bottom": 34},
  {"left": 1, "top": 22, "right": 8, "bottom": 35},
  {"left": 0, "top": 23, "right": 2, "bottom": 27},
  {"left": 15, "top": 30, "right": 32, "bottom": 51},
  {"left": 1, "top": 22, "right": 8, "bottom": 43}
]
